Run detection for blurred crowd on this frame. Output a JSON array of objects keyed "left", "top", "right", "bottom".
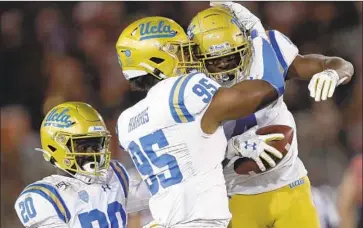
[{"left": 1, "top": 2, "right": 362, "bottom": 228}]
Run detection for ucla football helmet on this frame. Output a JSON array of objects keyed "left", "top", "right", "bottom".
[
  {"left": 188, "top": 7, "right": 252, "bottom": 87},
  {"left": 116, "top": 16, "right": 202, "bottom": 82},
  {"left": 37, "top": 102, "right": 111, "bottom": 184}
]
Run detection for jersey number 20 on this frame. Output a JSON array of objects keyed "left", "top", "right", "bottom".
[
  {"left": 18, "top": 197, "right": 37, "bottom": 223},
  {"left": 128, "top": 129, "right": 183, "bottom": 195}
]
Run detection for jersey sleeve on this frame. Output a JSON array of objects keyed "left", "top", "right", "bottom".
[
  {"left": 14, "top": 183, "right": 71, "bottom": 227},
  {"left": 267, "top": 30, "right": 299, "bottom": 78},
  {"left": 168, "top": 72, "right": 221, "bottom": 124},
  {"left": 252, "top": 35, "right": 285, "bottom": 96},
  {"left": 110, "top": 160, "right": 130, "bottom": 199}
]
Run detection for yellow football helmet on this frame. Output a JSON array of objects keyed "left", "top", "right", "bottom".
[
  {"left": 115, "top": 16, "right": 202, "bottom": 82},
  {"left": 188, "top": 7, "right": 252, "bottom": 87},
  {"left": 38, "top": 102, "right": 111, "bottom": 184}
]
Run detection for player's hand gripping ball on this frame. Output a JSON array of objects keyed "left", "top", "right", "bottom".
[{"left": 232, "top": 125, "right": 294, "bottom": 175}]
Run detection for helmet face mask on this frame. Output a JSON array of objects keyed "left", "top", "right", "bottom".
[
  {"left": 39, "top": 102, "right": 112, "bottom": 184},
  {"left": 165, "top": 41, "right": 201, "bottom": 74},
  {"left": 188, "top": 7, "right": 253, "bottom": 87},
  {"left": 199, "top": 45, "right": 251, "bottom": 87},
  {"left": 65, "top": 135, "right": 111, "bottom": 177}
]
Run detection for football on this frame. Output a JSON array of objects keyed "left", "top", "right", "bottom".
[{"left": 234, "top": 125, "right": 294, "bottom": 175}]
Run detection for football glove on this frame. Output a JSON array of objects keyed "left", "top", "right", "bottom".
[
  {"left": 226, "top": 128, "right": 284, "bottom": 172},
  {"left": 308, "top": 69, "right": 341, "bottom": 102}
]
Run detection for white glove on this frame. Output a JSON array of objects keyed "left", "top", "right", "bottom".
[
  {"left": 227, "top": 129, "right": 284, "bottom": 172},
  {"left": 308, "top": 69, "right": 340, "bottom": 102},
  {"left": 210, "top": 1, "right": 267, "bottom": 39}
]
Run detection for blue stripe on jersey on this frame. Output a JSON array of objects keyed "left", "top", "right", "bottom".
[
  {"left": 21, "top": 183, "right": 71, "bottom": 223},
  {"left": 169, "top": 77, "right": 184, "bottom": 123},
  {"left": 261, "top": 38, "right": 285, "bottom": 96},
  {"left": 169, "top": 73, "right": 197, "bottom": 123},
  {"left": 110, "top": 161, "right": 129, "bottom": 198},
  {"left": 268, "top": 30, "right": 288, "bottom": 78},
  {"left": 232, "top": 114, "right": 258, "bottom": 137}
]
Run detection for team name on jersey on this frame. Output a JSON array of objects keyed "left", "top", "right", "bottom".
[{"left": 128, "top": 107, "right": 149, "bottom": 132}]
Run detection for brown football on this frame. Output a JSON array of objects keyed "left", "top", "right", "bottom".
[{"left": 234, "top": 125, "right": 294, "bottom": 175}]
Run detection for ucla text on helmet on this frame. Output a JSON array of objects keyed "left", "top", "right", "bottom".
[{"left": 139, "top": 20, "right": 177, "bottom": 41}]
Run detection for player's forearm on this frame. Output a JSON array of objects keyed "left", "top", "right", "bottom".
[
  {"left": 202, "top": 80, "right": 278, "bottom": 134},
  {"left": 324, "top": 56, "right": 354, "bottom": 85},
  {"left": 288, "top": 54, "right": 354, "bottom": 84},
  {"left": 222, "top": 80, "right": 278, "bottom": 120}
]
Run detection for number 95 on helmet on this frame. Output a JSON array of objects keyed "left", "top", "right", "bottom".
[{"left": 115, "top": 16, "right": 202, "bottom": 84}]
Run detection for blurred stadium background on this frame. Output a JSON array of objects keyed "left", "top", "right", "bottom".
[{"left": 1, "top": 1, "right": 362, "bottom": 228}]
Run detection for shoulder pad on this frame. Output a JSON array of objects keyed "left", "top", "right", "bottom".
[
  {"left": 110, "top": 160, "right": 130, "bottom": 198},
  {"left": 15, "top": 182, "right": 71, "bottom": 226},
  {"left": 168, "top": 72, "right": 220, "bottom": 123}
]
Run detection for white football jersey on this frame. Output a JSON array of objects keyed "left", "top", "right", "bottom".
[
  {"left": 14, "top": 160, "right": 149, "bottom": 228},
  {"left": 223, "top": 30, "right": 307, "bottom": 195},
  {"left": 116, "top": 72, "right": 231, "bottom": 227}
]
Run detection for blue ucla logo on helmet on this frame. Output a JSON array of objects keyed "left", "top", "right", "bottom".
[
  {"left": 139, "top": 20, "right": 177, "bottom": 41},
  {"left": 44, "top": 108, "right": 74, "bottom": 128}
]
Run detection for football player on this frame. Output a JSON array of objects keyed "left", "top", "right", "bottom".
[
  {"left": 14, "top": 102, "right": 150, "bottom": 228},
  {"left": 188, "top": 2, "right": 354, "bottom": 228},
  {"left": 115, "top": 16, "right": 286, "bottom": 228}
]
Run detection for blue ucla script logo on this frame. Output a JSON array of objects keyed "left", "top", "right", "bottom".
[
  {"left": 44, "top": 108, "right": 73, "bottom": 128},
  {"left": 139, "top": 21, "right": 177, "bottom": 41},
  {"left": 289, "top": 178, "right": 305, "bottom": 189}
]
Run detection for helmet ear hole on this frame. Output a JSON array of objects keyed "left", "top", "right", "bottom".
[
  {"left": 48, "top": 145, "right": 57, "bottom": 152},
  {"left": 150, "top": 57, "right": 164, "bottom": 64}
]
